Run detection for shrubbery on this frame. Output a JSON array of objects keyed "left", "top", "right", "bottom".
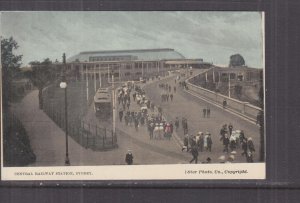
[{"left": 3, "top": 114, "right": 36, "bottom": 166}]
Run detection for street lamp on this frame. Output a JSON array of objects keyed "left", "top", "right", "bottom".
[
  {"left": 111, "top": 70, "right": 116, "bottom": 137},
  {"left": 60, "top": 53, "right": 70, "bottom": 166},
  {"left": 228, "top": 73, "right": 231, "bottom": 98},
  {"left": 60, "top": 77, "right": 70, "bottom": 165}
]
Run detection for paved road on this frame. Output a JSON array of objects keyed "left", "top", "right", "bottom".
[
  {"left": 82, "top": 75, "right": 193, "bottom": 164},
  {"left": 143, "top": 72, "right": 261, "bottom": 163},
  {"left": 12, "top": 90, "right": 187, "bottom": 166},
  {"left": 11, "top": 69, "right": 261, "bottom": 166}
]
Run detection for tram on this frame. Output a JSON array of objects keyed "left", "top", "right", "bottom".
[{"left": 94, "top": 88, "right": 112, "bottom": 117}]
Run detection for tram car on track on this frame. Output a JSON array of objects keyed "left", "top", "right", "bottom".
[{"left": 94, "top": 88, "right": 112, "bottom": 117}]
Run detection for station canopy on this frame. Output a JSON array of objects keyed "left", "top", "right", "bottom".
[{"left": 67, "top": 48, "right": 186, "bottom": 62}]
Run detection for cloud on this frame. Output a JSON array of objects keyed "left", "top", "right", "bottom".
[{"left": 1, "top": 11, "right": 263, "bottom": 67}]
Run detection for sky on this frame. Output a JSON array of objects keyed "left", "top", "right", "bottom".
[{"left": 0, "top": 11, "right": 264, "bottom": 68}]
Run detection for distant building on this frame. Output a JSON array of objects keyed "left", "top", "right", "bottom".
[
  {"left": 213, "top": 66, "right": 262, "bottom": 83},
  {"left": 68, "top": 48, "right": 185, "bottom": 62},
  {"left": 66, "top": 48, "right": 211, "bottom": 81}
]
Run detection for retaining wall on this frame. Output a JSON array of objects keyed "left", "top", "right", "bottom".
[{"left": 185, "top": 70, "right": 262, "bottom": 120}]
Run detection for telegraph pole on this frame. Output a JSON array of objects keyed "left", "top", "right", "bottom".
[{"left": 228, "top": 73, "right": 231, "bottom": 98}]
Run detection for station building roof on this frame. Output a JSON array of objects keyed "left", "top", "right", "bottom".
[{"left": 67, "top": 48, "right": 186, "bottom": 62}]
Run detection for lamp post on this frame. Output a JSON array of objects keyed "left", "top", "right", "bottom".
[
  {"left": 111, "top": 70, "right": 116, "bottom": 137},
  {"left": 60, "top": 53, "right": 70, "bottom": 166},
  {"left": 228, "top": 73, "right": 231, "bottom": 98}
]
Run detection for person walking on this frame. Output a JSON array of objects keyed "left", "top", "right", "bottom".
[
  {"left": 223, "top": 134, "right": 230, "bottom": 153},
  {"left": 246, "top": 151, "right": 254, "bottom": 163},
  {"left": 182, "top": 134, "right": 189, "bottom": 152},
  {"left": 170, "top": 93, "right": 173, "bottom": 101},
  {"left": 134, "top": 117, "right": 139, "bottom": 131},
  {"left": 174, "top": 86, "right": 176, "bottom": 93},
  {"left": 132, "top": 92, "right": 136, "bottom": 101},
  {"left": 223, "top": 99, "right": 227, "bottom": 109},
  {"left": 189, "top": 145, "right": 199, "bottom": 164},
  {"left": 128, "top": 114, "right": 132, "bottom": 126},
  {"left": 220, "top": 124, "right": 227, "bottom": 141},
  {"left": 207, "top": 107, "right": 210, "bottom": 118},
  {"left": 124, "top": 114, "right": 128, "bottom": 126},
  {"left": 127, "top": 101, "right": 130, "bottom": 110},
  {"left": 247, "top": 137, "right": 255, "bottom": 153},
  {"left": 256, "top": 111, "right": 262, "bottom": 125},
  {"left": 203, "top": 108, "right": 207, "bottom": 118},
  {"left": 119, "top": 109, "right": 124, "bottom": 122},
  {"left": 207, "top": 133, "right": 212, "bottom": 152},
  {"left": 149, "top": 122, "right": 154, "bottom": 140},
  {"left": 228, "top": 123, "right": 233, "bottom": 135},
  {"left": 182, "top": 118, "right": 188, "bottom": 134},
  {"left": 125, "top": 150, "right": 133, "bottom": 165},
  {"left": 175, "top": 117, "right": 179, "bottom": 131},
  {"left": 241, "top": 138, "right": 248, "bottom": 156},
  {"left": 199, "top": 132, "right": 204, "bottom": 152}
]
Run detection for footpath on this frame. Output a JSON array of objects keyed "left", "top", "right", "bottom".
[
  {"left": 114, "top": 75, "right": 192, "bottom": 163},
  {"left": 11, "top": 87, "right": 191, "bottom": 166},
  {"left": 81, "top": 73, "right": 193, "bottom": 164}
]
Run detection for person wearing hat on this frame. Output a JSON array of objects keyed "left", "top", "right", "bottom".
[
  {"left": 195, "top": 132, "right": 201, "bottom": 145},
  {"left": 202, "top": 108, "right": 207, "bottom": 118},
  {"left": 247, "top": 137, "right": 255, "bottom": 153},
  {"left": 189, "top": 135, "right": 197, "bottom": 148},
  {"left": 175, "top": 117, "right": 179, "bottom": 131},
  {"left": 228, "top": 123, "right": 233, "bottom": 135},
  {"left": 125, "top": 150, "right": 133, "bottom": 165},
  {"left": 220, "top": 124, "right": 227, "bottom": 141},
  {"left": 189, "top": 145, "right": 199, "bottom": 164},
  {"left": 198, "top": 132, "right": 204, "bottom": 152},
  {"left": 223, "top": 133, "right": 230, "bottom": 153},
  {"left": 182, "top": 134, "right": 189, "bottom": 152},
  {"left": 206, "top": 107, "right": 211, "bottom": 118},
  {"left": 206, "top": 133, "right": 213, "bottom": 152},
  {"left": 246, "top": 151, "right": 254, "bottom": 163},
  {"left": 241, "top": 138, "right": 248, "bottom": 156}
]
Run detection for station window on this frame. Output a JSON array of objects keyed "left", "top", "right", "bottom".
[
  {"left": 229, "top": 73, "right": 236, "bottom": 80},
  {"left": 135, "top": 63, "right": 139, "bottom": 69}
]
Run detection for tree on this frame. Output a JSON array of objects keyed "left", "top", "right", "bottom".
[
  {"left": 27, "top": 58, "right": 57, "bottom": 109},
  {"left": 229, "top": 54, "right": 245, "bottom": 67},
  {"left": 1, "top": 37, "right": 23, "bottom": 106}
]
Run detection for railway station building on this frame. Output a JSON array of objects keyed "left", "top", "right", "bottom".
[{"left": 65, "top": 48, "right": 211, "bottom": 81}]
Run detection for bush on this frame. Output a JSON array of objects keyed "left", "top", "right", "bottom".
[{"left": 3, "top": 116, "right": 36, "bottom": 166}]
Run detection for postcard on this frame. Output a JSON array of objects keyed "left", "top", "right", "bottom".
[{"left": 1, "top": 11, "right": 265, "bottom": 181}]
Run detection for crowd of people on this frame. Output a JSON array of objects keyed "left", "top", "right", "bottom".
[
  {"left": 178, "top": 121, "right": 256, "bottom": 163},
  {"left": 219, "top": 123, "right": 256, "bottom": 163},
  {"left": 118, "top": 81, "right": 175, "bottom": 140},
  {"left": 158, "top": 83, "right": 175, "bottom": 102},
  {"left": 119, "top": 74, "right": 257, "bottom": 164}
]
